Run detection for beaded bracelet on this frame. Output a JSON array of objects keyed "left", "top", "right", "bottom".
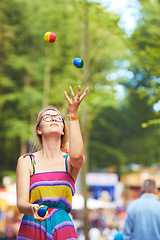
[{"left": 68, "top": 115, "right": 79, "bottom": 121}]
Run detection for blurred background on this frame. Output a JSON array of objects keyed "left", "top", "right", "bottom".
[{"left": 0, "top": 0, "right": 160, "bottom": 239}]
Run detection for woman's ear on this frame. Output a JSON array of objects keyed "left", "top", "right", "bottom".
[
  {"left": 61, "top": 127, "right": 64, "bottom": 135},
  {"left": 36, "top": 127, "right": 42, "bottom": 135}
]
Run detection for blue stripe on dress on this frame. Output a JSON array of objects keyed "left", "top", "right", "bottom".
[
  {"left": 17, "top": 237, "right": 32, "bottom": 240},
  {"left": 66, "top": 239, "right": 78, "bottom": 240}
]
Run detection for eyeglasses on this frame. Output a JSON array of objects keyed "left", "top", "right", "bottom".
[{"left": 42, "top": 114, "right": 64, "bottom": 123}]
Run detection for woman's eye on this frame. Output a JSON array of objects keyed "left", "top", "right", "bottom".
[
  {"left": 56, "top": 116, "right": 61, "bottom": 120},
  {"left": 44, "top": 116, "right": 51, "bottom": 120}
]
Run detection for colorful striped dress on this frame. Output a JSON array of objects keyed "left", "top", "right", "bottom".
[{"left": 17, "top": 154, "right": 78, "bottom": 240}]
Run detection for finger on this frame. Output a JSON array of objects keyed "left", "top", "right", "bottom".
[
  {"left": 64, "top": 91, "right": 70, "bottom": 100},
  {"left": 40, "top": 213, "right": 48, "bottom": 221},
  {"left": 35, "top": 205, "right": 39, "bottom": 211},
  {"left": 80, "top": 87, "right": 89, "bottom": 101},
  {"left": 44, "top": 211, "right": 48, "bottom": 219},
  {"left": 64, "top": 91, "right": 72, "bottom": 104},
  {"left": 32, "top": 205, "right": 39, "bottom": 215},
  {"left": 34, "top": 213, "right": 48, "bottom": 222},
  {"left": 69, "top": 86, "right": 76, "bottom": 100},
  {"left": 76, "top": 85, "right": 81, "bottom": 100}
]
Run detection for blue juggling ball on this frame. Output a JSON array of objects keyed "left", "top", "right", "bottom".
[
  {"left": 38, "top": 205, "right": 48, "bottom": 217},
  {"left": 73, "top": 58, "right": 84, "bottom": 68}
]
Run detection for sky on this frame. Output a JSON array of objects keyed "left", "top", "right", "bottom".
[{"left": 95, "top": 0, "right": 142, "bottom": 35}]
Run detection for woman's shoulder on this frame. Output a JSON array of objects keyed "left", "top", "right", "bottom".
[
  {"left": 18, "top": 152, "right": 38, "bottom": 163},
  {"left": 18, "top": 153, "right": 29, "bottom": 160},
  {"left": 17, "top": 153, "right": 32, "bottom": 165},
  {"left": 17, "top": 153, "right": 32, "bottom": 172},
  {"left": 20, "top": 151, "right": 40, "bottom": 158}
]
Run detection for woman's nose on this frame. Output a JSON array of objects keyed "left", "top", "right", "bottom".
[{"left": 52, "top": 116, "right": 56, "bottom": 122}]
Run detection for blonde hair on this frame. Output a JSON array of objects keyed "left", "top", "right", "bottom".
[{"left": 35, "top": 106, "right": 68, "bottom": 151}]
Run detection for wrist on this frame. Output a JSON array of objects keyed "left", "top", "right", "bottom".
[
  {"left": 68, "top": 112, "right": 78, "bottom": 117},
  {"left": 68, "top": 115, "right": 79, "bottom": 121}
]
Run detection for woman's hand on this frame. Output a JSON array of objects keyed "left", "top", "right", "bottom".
[
  {"left": 64, "top": 86, "right": 88, "bottom": 116},
  {"left": 31, "top": 204, "right": 48, "bottom": 222}
]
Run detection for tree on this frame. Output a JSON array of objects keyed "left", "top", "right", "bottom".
[
  {"left": 88, "top": 86, "right": 159, "bottom": 171},
  {"left": 0, "top": 0, "right": 129, "bottom": 172},
  {"left": 127, "top": 0, "right": 160, "bottom": 125}
]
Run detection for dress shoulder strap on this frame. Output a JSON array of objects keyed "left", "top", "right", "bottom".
[
  {"left": 63, "top": 154, "right": 69, "bottom": 173},
  {"left": 23, "top": 153, "right": 36, "bottom": 175}
]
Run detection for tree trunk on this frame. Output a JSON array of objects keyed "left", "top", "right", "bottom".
[
  {"left": 20, "top": 141, "right": 27, "bottom": 156},
  {"left": 81, "top": 104, "right": 89, "bottom": 239},
  {"left": 81, "top": 1, "right": 90, "bottom": 239},
  {"left": 42, "top": 48, "right": 51, "bottom": 109}
]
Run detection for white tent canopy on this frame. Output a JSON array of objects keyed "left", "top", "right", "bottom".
[{"left": 72, "top": 194, "right": 116, "bottom": 210}]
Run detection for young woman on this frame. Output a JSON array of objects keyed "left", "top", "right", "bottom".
[{"left": 16, "top": 86, "right": 88, "bottom": 240}]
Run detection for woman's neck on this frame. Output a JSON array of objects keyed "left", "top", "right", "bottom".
[{"left": 40, "top": 136, "right": 63, "bottom": 161}]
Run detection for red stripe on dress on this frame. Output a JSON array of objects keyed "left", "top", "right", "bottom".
[
  {"left": 30, "top": 172, "right": 75, "bottom": 189},
  {"left": 53, "top": 226, "right": 77, "bottom": 239},
  {"left": 18, "top": 223, "right": 52, "bottom": 240}
]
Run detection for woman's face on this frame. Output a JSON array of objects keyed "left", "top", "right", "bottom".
[{"left": 37, "top": 109, "right": 64, "bottom": 138}]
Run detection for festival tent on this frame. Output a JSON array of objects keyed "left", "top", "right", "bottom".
[{"left": 72, "top": 194, "right": 116, "bottom": 210}]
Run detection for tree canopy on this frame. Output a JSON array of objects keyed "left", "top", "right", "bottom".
[{"left": 0, "top": 0, "right": 159, "bottom": 174}]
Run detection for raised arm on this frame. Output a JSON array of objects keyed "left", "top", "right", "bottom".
[{"left": 64, "top": 86, "right": 88, "bottom": 178}]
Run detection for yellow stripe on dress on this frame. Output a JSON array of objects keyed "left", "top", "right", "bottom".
[{"left": 30, "top": 185, "right": 72, "bottom": 204}]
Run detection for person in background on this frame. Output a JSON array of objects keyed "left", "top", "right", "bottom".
[
  {"left": 123, "top": 179, "right": 160, "bottom": 240},
  {"left": 88, "top": 224, "right": 101, "bottom": 240},
  {"left": 16, "top": 86, "right": 88, "bottom": 240}
]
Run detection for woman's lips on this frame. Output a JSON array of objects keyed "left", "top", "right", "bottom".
[{"left": 50, "top": 123, "right": 59, "bottom": 127}]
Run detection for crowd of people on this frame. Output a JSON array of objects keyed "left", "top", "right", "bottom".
[{"left": 1, "top": 178, "right": 160, "bottom": 239}]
